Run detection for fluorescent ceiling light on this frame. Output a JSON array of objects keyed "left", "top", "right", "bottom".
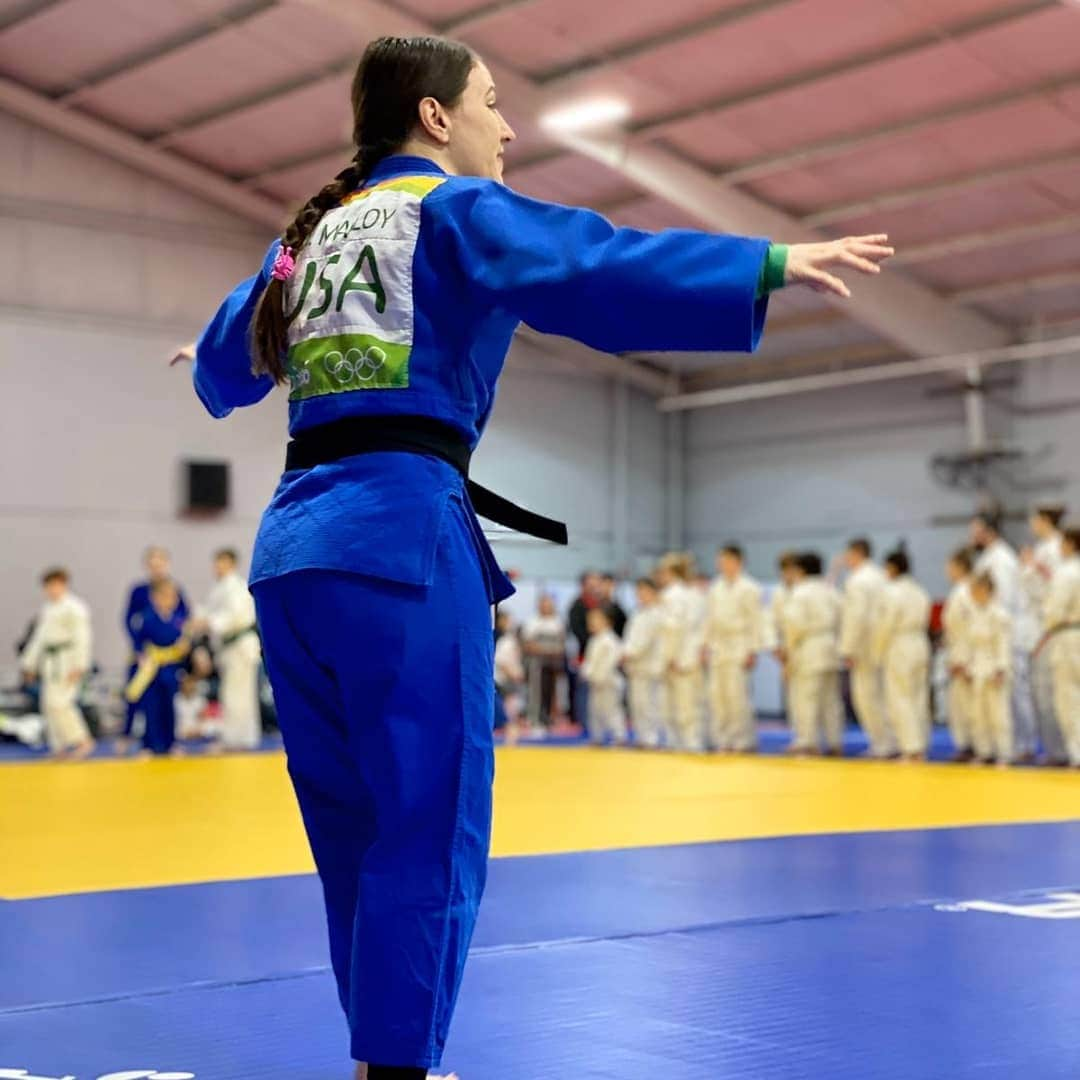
[{"left": 540, "top": 97, "right": 631, "bottom": 134}]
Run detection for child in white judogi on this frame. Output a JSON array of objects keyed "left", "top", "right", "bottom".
[
  {"left": 971, "top": 510, "right": 1035, "bottom": 760},
  {"left": 622, "top": 577, "right": 666, "bottom": 748},
  {"left": 942, "top": 547, "right": 976, "bottom": 761},
  {"left": 785, "top": 553, "right": 843, "bottom": 755},
  {"left": 704, "top": 544, "right": 763, "bottom": 752},
  {"left": 839, "top": 538, "right": 894, "bottom": 758},
  {"left": 874, "top": 548, "right": 931, "bottom": 761},
  {"left": 767, "top": 551, "right": 802, "bottom": 724},
  {"left": 19, "top": 567, "right": 95, "bottom": 759},
  {"left": 581, "top": 607, "right": 626, "bottom": 745},
  {"left": 1042, "top": 526, "right": 1080, "bottom": 767},
  {"left": 656, "top": 553, "right": 704, "bottom": 751},
  {"left": 965, "top": 573, "right": 1013, "bottom": 764},
  {"left": 1022, "top": 504, "right": 1067, "bottom": 762},
  {"left": 191, "top": 548, "right": 262, "bottom": 751}
]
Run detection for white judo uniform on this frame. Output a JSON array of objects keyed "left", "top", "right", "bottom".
[
  {"left": 976, "top": 539, "right": 1035, "bottom": 756},
  {"left": 840, "top": 561, "right": 894, "bottom": 757},
  {"left": 581, "top": 628, "right": 626, "bottom": 745},
  {"left": 942, "top": 579, "right": 975, "bottom": 755},
  {"left": 785, "top": 578, "right": 843, "bottom": 753},
  {"left": 704, "top": 574, "right": 763, "bottom": 751},
  {"left": 1043, "top": 556, "right": 1080, "bottom": 766},
  {"left": 966, "top": 600, "right": 1013, "bottom": 762},
  {"left": 873, "top": 576, "right": 931, "bottom": 757},
  {"left": 622, "top": 604, "right": 666, "bottom": 748},
  {"left": 19, "top": 592, "right": 93, "bottom": 752},
  {"left": 202, "top": 572, "right": 262, "bottom": 750},
  {"left": 1024, "top": 535, "right": 1066, "bottom": 760},
  {"left": 659, "top": 580, "right": 705, "bottom": 751}
]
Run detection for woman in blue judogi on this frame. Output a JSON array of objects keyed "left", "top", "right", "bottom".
[{"left": 183, "top": 36, "right": 892, "bottom": 1079}]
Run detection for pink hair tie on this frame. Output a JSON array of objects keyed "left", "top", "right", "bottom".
[{"left": 271, "top": 245, "right": 296, "bottom": 281}]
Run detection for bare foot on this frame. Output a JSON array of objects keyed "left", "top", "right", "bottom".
[
  {"left": 113, "top": 736, "right": 134, "bottom": 754},
  {"left": 68, "top": 739, "right": 95, "bottom": 760}
]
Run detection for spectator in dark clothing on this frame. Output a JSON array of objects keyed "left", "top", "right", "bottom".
[
  {"left": 600, "top": 573, "right": 628, "bottom": 638},
  {"left": 567, "top": 571, "right": 605, "bottom": 656},
  {"left": 567, "top": 571, "right": 604, "bottom": 726}
]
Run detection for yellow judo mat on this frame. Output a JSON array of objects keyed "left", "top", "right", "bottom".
[{"left": 3, "top": 747, "right": 1079, "bottom": 900}]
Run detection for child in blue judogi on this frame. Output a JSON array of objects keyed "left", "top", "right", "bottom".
[{"left": 126, "top": 580, "right": 190, "bottom": 756}]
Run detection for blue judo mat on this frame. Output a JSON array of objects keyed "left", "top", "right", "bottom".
[{"left": 4, "top": 824, "right": 1080, "bottom": 1078}]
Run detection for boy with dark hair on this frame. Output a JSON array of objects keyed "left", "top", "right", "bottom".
[{"left": 19, "top": 567, "right": 94, "bottom": 759}]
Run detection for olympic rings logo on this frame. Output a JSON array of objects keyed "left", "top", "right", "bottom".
[{"left": 324, "top": 346, "right": 387, "bottom": 384}]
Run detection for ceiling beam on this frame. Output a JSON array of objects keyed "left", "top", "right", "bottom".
[
  {"left": 0, "top": 0, "right": 65, "bottom": 33},
  {"left": 893, "top": 213, "right": 1080, "bottom": 267},
  {"left": 443, "top": 0, "right": 792, "bottom": 76},
  {"left": 57, "top": 0, "right": 276, "bottom": 104},
  {"left": 951, "top": 269, "right": 1080, "bottom": 305},
  {"left": 804, "top": 148, "right": 1080, "bottom": 229},
  {"left": 661, "top": 335, "right": 1080, "bottom": 412},
  {"left": 680, "top": 343, "right": 904, "bottom": 393},
  {"left": 721, "top": 72, "right": 1080, "bottom": 188},
  {"left": 154, "top": 63, "right": 353, "bottom": 147},
  {"left": 0, "top": 76, "right": 289, "bottom": 229}
]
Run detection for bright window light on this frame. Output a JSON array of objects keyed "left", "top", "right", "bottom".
[{"left": 539, "top": 97, "right": 631, "bottom": 134}]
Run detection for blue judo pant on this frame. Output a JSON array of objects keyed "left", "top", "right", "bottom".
[
  {"left": 252, "top": 497, "right": 495, "bottom": 1069},
  {"left": 140, "top": 668, "right": 179, "bottom": 754}
]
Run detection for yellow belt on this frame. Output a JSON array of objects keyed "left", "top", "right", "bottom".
[{"left": 125, "top": 640, "right": 190, "bottom": 702}]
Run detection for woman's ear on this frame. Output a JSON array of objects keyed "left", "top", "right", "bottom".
[{"left": 417, "top": 96, "right": 452, "bottom": 146}]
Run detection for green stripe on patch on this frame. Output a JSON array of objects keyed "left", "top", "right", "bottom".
[{"left": 287, "top": 332, "right": 410, "bottom": 399}]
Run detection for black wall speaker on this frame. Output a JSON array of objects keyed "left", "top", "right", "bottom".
[{"left": 183, "top": 460, "right": 230, "bottom": 514}]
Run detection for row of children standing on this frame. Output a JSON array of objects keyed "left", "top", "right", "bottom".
[
  {"left": 580, "top": 546, "right": 776, "bottom": 752},
  {"left": 576, "top": 505, "right": 1080, "bottom": 763}
]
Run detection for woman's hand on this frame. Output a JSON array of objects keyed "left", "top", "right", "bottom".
[
  {"left": 785, "top": 235, "right": 894, "bottom": 299},
  {"left": 169, "top": 343, "right": 196, "bottom": 367}
]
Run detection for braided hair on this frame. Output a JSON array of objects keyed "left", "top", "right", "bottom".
[{"left": 250, "top": 35, "right": 474, "bottom": 383}]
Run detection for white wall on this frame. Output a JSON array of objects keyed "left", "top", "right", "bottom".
[
  {"left": 684, "top": 359, "right": 1079, "bottom": 597},
  {"left": 0, "top": 111, "right": 670, "bottom": 671}
]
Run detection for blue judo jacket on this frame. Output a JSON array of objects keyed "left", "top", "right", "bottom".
[{"left": 193, "top": 155, "right": 772, "bottom": 598}]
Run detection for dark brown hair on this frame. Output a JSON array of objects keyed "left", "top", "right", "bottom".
[
  {"left": 949, "top": 545, "right": 974, "bottom": 573},
  {"left": 777, "top": 549, "right": 800, "bottom": 571},
  {"left": 250, "top": 36, "right": 474, "bottom": 383},
  {"left": 1034, "top": 503, "right": 1067, "bottom": 529},
  {"left": 41, "top": 567, "right": 69, "bottom": 586},
  {"left": 847, "top": 536, "right": 872, "bottom": 558},
  {"left": 885, "top": 546, "right": 910, "bottom": 576}
]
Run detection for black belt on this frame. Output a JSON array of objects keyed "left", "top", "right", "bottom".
[
  {"left": 284, "top": 415, "right": 568, "bottom": 546},
  {"left": 221, "top": 624, "right": 259, "bottom": 648}
]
